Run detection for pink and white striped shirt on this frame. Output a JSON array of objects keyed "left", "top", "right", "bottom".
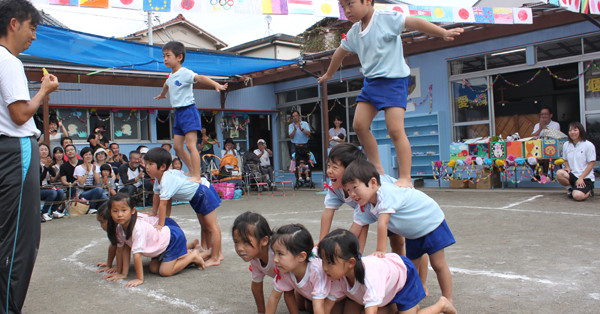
[{"left": 274, "top": 258, "right": 344, "bottom": 301}]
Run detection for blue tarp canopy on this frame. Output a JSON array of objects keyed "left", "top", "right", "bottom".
[{"left": 24, "top": 25, "right": 297, "bottom": 77}]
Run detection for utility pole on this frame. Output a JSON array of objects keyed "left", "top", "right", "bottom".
[{"left": 148, "top": 11, "right": 153, "bottom": 45}]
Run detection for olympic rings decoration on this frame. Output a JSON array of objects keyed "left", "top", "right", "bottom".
[{"left": 210, "top": 0, "right": 234, "bottom": 10}]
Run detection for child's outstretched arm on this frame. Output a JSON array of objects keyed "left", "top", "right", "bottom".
[
  {"left": 319, "top": 208, "right": 336, "bottom": 242},
  {"left": 312, "top": 298, "right": 325, "bottom": 314},
  {"left": 95, "top": 244, "right": 117, "bottom": 273},
  {"left": 282, "top": 291, "right": 298, "bottom": 314},
  {"left": 154, "top": 82, "right": 168, "bottom": 99},
  {"left": 405, "top": 17, "right": 464, "bottom": 41},
  {"left": 154, "top": 199, "right": 170, "bottom": 230},
  {"left": 251, "top": 281, "right": 266, "bottom": 313},
  {"left": 374, "top": 213, "right": 391, "bottom": 258},
  {"left": 265, "top": 289, "right": 282, "bottom": 314},
  {"left": 317, "top": 47, "right": 351, "bottom": 84},
  {"left": 126, "top": 253, "right": 144, "bottom": 287},
  {"left": 195, "top": 75, "right": 228, "bottom": 92},
  {"left": 105, "top": 245, "right": 130, "bottom": 281}
]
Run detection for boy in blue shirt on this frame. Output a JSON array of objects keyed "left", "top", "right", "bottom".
[
  {"left": 318, "top": 0, "right": 463, "bottom": 188},
  {"left": 144, "top": 147, "right": 223, "bottom": 267},
  {"left": 154, "top": 41, "right": 227, "bottom": 183},
  {"left": 342, "top": 158, "right": 455, "bottom": 304}
]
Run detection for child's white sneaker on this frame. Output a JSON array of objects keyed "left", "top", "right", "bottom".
[
  {"left": 42, "top": 213, "right": 53, "bottom": 221},
  {"left": 52, "top": 211, "right": 64, "bottom": 219}
]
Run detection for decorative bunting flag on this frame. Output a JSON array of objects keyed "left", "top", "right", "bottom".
[
  {"left": 261, "top": 0, "right": 288, "bottom": 14},
  {"left": 513, "top": 8, "right": 532, "bottom": 24},
  {"left": 49, "top": 0, "right": 79, "bottom": 6},
  {"left": 234, "top": 0, "right": 261, "bottom": 14},
  {"left": 109, "top": 0, "right": 143, "bottom": 10},
  {"left": 548, "top": 0, "right": 559, "bottom": 4},
  {"left": 80, "top": 0, "right": 109, "bottom": 8},
  {"left": 561, "top": 0, "right": 581, "bottom": 12},
  {"left": 409, "top": 6, "right": 433, "bottom": 21},
  {"left": 473, "top": 7, "right": 494, "bottom": 24},
  {"left": 288, "top": 0, "right": 315, "bottom": 15},
  {"left": 143, "top": 0, "right": 171, "bottom": 11},
  {"left": 591, "top": 0, "right": 600, "bottom": 14},
  {"left": 172, "top": 0, "right": 202, "bottom": 12},
  {"left": 453, "top": 7, "right": 475, "bottom": 23},
  {"left": 314, "top": 0, "right": 339, "bottom": 17},
  {"left": 431, "top": 7, "right": 453, "bottom": 22},
  {"left": 493, "top": 8, "right": 513, "bottom": 24},
  {"left": 373, "top": 3, "right": 410, "bottom": 15},
  {"left": 581, "top": 0, "right": 590, "bottom": 13}
]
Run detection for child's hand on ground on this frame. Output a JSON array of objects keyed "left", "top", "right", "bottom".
[
  {"left": 372, "top": 251, "right": 386, "bottom": 258},
  {"left": 317, "top": 73, "right": 333, "bottom": 84},
  {"left": 154, "top": 94, "right": 166, "bottom": 99},
  {"left": 126, "top": 279, "right": 143, "bottom": 287},
  {"left": 443, "top": 28, "right": 464, "bottom": 41},
  {"left": 105, "top": 273, "right": 126, "bottom": 281}
]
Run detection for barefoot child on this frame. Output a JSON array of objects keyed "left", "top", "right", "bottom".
[
  {"left": 232, "top": 212, "right": 297, "bottom": 313},
  {"left": 318, "top": 0, "right": 463, "bottom": 187},
  {"left": 342, "top": 159, "right": 455, "bottom": 303},
  {"left": 154, "top": 41, "right": 227, "bottom": 182},
  {"left": 105, "top": 193, "right": 207, "bottom": 287},
  {"left": 144, "top": 147, "right": 223, "bottom": 267},
  {"left": 318, "top": 229, "right": 456, "bottom": 314}
]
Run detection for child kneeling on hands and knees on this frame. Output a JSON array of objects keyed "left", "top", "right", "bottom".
[
  {"left": 144, "top": 147, "right": 224, "bottom": 267},
  {"left": 317, "top": 0, "right": 463, "bottom": 188},
  {"left": 318, "top": 229, "right": 456, "bottom": 314},
  {"left": 343, "top": 159, "right": 455, "bottom": 304},
  {"left": 105, "top": 193, "right": 207, "bottom": 287}
]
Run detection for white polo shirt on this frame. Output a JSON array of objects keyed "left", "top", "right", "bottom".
[
  {"left": 0, "top": 47, "right": 40, "bottom": 137},
  {"left": 562, "top": 140, "right": 596, "bottom": 181}
]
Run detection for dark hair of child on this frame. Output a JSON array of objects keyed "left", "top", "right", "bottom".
[
  {"left": 232, "top": 211, "right": 272, "bottom": 246},
  {"left": 106, "top": 193, "right": 137, "bottom": 246},
  {"left": 318, "top": 229, "right": 366, "bottom": 284},
  {"left": 97, "top": 202, "right": 109, "bottom": 222},
  {"left": 143, "top": 147, "right": 172, "bottom": 169},
  {"left": 163, "top": 41, "right": 186, "bottom": 63},
  {"left": 568, "top": 121, "right": 587, "bottom": 143},
  {"left": 328, "top": 143, "right": 366, "bottom": 168},
  {"left": 270, "top": 224, "right": 313, "bottom": 261},
  {"left": 100, "top": 163, "right": 112, "bottom": 173},
  {"left": 0, "top": 0, "right": 42, "bottom": 37},
  {"left": 341, "top": 159, "right": 381, "bottom": 186}
]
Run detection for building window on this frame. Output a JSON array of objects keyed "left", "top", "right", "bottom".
[
  {"left": 59, "top": 108, "right": 89, "bottom": 141},
  {"left": 537, "top": 37, "right": 582, "bottom": 62},
  {"left": 113, "top": 110, "right": 140, "bottom": 140},
  {"left": 451, "top": 78, "right": 490, "bottom": 141},
  {"left": 449, "top": 55, "right": 486, "bottom": 75},
  {"left": 156, "top": 110, "right": 173, "bottom": 141}
]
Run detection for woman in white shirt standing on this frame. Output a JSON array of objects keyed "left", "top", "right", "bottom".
[{"left": 556, "top": 121, "right": 596, "bottom": 201}]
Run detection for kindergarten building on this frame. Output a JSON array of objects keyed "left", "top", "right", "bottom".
[{"left": 27, "top": 4, "right": 600, "bottom": 185}]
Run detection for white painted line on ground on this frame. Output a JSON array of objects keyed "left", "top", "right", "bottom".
[
  {"left": 62, "top": 240, "right": 207, "bottom": 312},
  {"left": 589, "top": 293, "right": 600, "bottom": 300},
  {"left": 450, "top": 267, "right": 558, "bottom": 285},
  {"left": 441, "top": 204, "right": 600, "bottom": 217},
  {"left": 500, "top": 195, "right": 544, "bottom": 209}
]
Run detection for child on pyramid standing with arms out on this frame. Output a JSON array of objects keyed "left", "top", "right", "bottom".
[
  {"left": 318, "top": 0, "right": 463, "bottom": 187},
  {"left": 155, "top": 41, "right": 227, "bottom": 183}
]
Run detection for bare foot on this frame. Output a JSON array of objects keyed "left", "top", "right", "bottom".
[
  {"left": 192, "top": 250, "right": 207, "bottom": 270},
  {"left": 438, "top": 296, "right": 456, "bottom": 314},
  {"left": 187, "top": 239, "right": 200, "bottom": 250},
  {"left": 204, "top": 257, "right": 221, "bottom": 267},
  {"left": 187, "top": 176, "right": 203, "bottom": 184},
  {"left": 393, "top": 178, "right": 413, "bottom": 188}
]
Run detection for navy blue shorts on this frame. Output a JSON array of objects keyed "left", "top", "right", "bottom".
[
  {"left": 406, "top": 220, "right": 455, "bottom": 260},
  {"left": 390, "top": 255, "right": 426, "bottom": 311},
  {"left": 173, "top": 104, "right": 202, "bottom": 136},
  {"left": 190, "top": 184, "right": 221, "bottom": 216},
  {"left": 356, "top": 77, "right": 409, "bottom": 111},
  {"left": 159, "top": 218, "right": 188, "bottom": 262}
]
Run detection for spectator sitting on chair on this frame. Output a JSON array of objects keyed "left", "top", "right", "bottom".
[
  {"left": 38, "top": 117, "right": 68, "bottom": 150},
  {"left": 253, "top": 139, "right": 274, "bottom": 183},
  {"left": 52, "top": 146, "right": 64, "bottom": 176},
  {"left": 221, "top": 138, "right": 239, "bottom": 157},
  {"left": 60, "top": 144, "right": 82, "bottom": 199},
  {"left": 108, "top": 142, "right": 127, "bottom": 178},
  {"left": 61, "top": 137, "right": 81, "bottom": 162},
  {"left": 73, "top": 147, "right": 107, "bottom": 214},
  {"left": 40, "top": 143, "right": 64, "bottom": 221},
  {"left": 118, "top": 150, "right": 153, "bottom": 205},
  {"left": 531, "top": 106, "right": 560, "bottom": 138},
  {"left": 100, "top": 164, "right": 117, "bottom": 198}
]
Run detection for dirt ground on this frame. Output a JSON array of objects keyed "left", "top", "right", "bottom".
[{"left": 23, "top": 187, "right": 600, "bottom": 313}]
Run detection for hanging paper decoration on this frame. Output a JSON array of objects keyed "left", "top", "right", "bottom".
[
  {"left": 261, "top": 0, "right": 288, "bottom": 14},
  {"left": 513, "top": 8, "right": 532, "bottom": 24},
  {"left": 314, "top": 0, "right": 339, "bottom": 17},
  {"left": 234, "top": 0, "right": 261, "bottom": 14},
  {"left": 590, "top": 0, "right": 600, "bottom": 14},
  {"left": 452, "top": 7, "right": 475, "bottom": 23},
  {"left": 109, "top": 0, "right": 143, "bottom": 10},
  {"left": 172, "top": 0, "right": 202, "bottom": 12},
  {"left": 49, "top": 0, "right": 78, "bottom": 6},
  {"left": 143, "top": 0, "right": 171, "bottom": 11},
  {"left": 409, "top": 6, "right": 433, "bottom": 21},
  {"left": 287, "top": 0, "right": 314, "bottom": 15},
  {"left": 431, "top": 7, "right": 453, "bottom": 23},
  {"left": 80, "top": 0, "right": 109, "bottom": 8},
  {"left": 473, "top": 7, "right": 495, "bottom": 24},
  {"left": 493, "top": 8, "right": 513, "bottom": 24}
]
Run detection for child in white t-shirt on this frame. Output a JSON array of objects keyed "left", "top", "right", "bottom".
[{"left": 144, "top": 147, "right": 223, "bottom": 267}]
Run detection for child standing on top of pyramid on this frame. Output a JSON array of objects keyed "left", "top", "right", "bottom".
[
  {"left": 318, "top": 1, "right": 463, "bottom": 187},
  {"left": 155, "top": 41, "right": 227, "bottom": 183}
]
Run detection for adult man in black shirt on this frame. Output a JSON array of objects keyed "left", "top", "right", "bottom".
[{"left": 59, "top": 144, "right": 82, "bottom": 198}]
